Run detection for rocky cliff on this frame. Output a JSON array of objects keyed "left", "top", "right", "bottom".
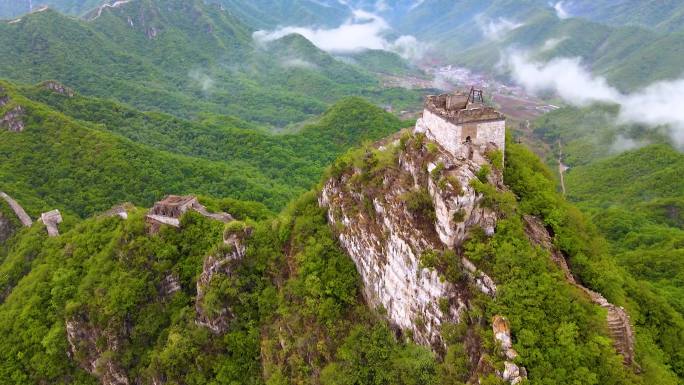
[
  {"left": 0, "top": 212, "right": 13, "bottom": 244},
  {"left": 319, "top": 129, "right": 526, "bottom": 383},
  {"left": 195, "top": 223, "right": 250, "bottom": 334},
  {"left": 319, "top": 118, "right": 638, "bottom": 381},
  {"left": 66, "top": 315, "right": 130, "bottom": 385},
  {"left": 320, "top": 132, "right": 500, "bottom": 347}
]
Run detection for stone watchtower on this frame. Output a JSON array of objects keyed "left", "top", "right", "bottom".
[{"left": 416, "top": 88, "right": 506, "bottom": 162}]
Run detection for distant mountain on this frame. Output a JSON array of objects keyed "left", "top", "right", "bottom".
[
  {"left": 212, "top": 0, "right": 350, "bottom": 29},
  {"left": 0, "top": 0, "right": 104, "bottom": 19},
  {"left": 442, "top": 8, "right": 684, "bottom": 91},
  {"left": 560, "top": 0, "right": 684, "bottom": 33},
  {"left": 207, "top": 0, "right": 684, "bottom": 91},
  {"left": 0, "top": 0, "right": 409, "bottom": 127}
]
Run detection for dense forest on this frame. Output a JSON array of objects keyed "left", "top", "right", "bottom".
[
  {"left": 2, "top": 134, "right": 681, "bottom": 384},
  {"left": 0, "top": 80, "right": 405, "bottom": 218},
  {"left": 1, "top": 0, "right": 683, "bottom": 384}
]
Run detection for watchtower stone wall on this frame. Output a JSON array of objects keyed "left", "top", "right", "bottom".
[{"left": 416, "top": 91, "right": 506, "bottom": 162}]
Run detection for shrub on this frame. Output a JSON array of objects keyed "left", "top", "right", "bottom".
[
  {"left": 413, "top": 132, "right": 426, "bottom": 150},
  {"left": 486, "top": 149, "right": 504, "bottom": 170},
  {"left": 444, "top": 176, "right": 463, "bottom": 195},
  {"left": 438, "top": 297, "right": 450, "bottom": 314},
  {"left": 476, "top": 165, "right": 491, "bottom": 183},
  {"left": 431, "top": 162, "right": 445, "bottom": 182},
  {"left": 420, "top": 249, "right": 439, "bottom": 270},
  {"left": 403, "top": 188, "right": 436, "bottom": 222}
]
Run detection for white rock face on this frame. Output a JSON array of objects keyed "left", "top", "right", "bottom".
[
  {"left": 319, "top": 132, "right": 500, "bottom": 347},
  {"left": 492, "top": 316, "right": 527, "bottom": 383}
]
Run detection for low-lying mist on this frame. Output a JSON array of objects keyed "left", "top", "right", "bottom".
[{"left": 506, "top": 51, "right": 684, "bottom": 149}]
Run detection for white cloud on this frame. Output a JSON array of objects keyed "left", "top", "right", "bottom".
[
  {"left": 253, "top": 9, "right": 425, "bottom": 60},
  {"left": 281, "top": 58, "right": 318, "bottom": 69},
  {"left": 476, "top": 16, "right": 524, "bottom": 41},
  {"left": 188, "top": 69, "right": 214, "bottom": 93},
  {"left": 506, "top": 52, "right": 684, "bottom": 148},
  {"left": 410, "top": 0, "right": 426, "bottom": 10},
  {"left": 374, "top": 0, "right": 389, "bottom": 12},
  {"left": 508, "top": 53, "right": 620, "bottom": 106},
  {"left": 389, "top": 35, "right": 429, "bottom": 60},
  {"left": 610, "top": 134, "right": 646, "bottom": 153},
  {"left": 540, "top": 37, "right": 567, "bottom": 52},
  {"left": 255, "top": 10, "right": 385, "bottom": 52},
  {"left": 554, "top": 1, "right": 570, "bottom": 19},
  {"left": 619, "top": 79, "right": 684, "bottom": 147}
]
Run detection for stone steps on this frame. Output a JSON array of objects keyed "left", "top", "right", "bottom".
[{"left": 523, "top": 214, "right": 636, "bottom": 367}]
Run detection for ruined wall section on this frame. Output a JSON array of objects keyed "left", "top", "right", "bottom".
[{"left": 0, "top": 192, "right": 33, "bottom": 227}]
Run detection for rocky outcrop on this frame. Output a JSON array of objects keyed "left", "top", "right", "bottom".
[
  {"left": 42, "top": 80, "right": 75, "bottom": 97},
  {"left": 462, "top": 257, "right": 497, "bottom": 296},
  {"left": 160, "top": 274, "right": 181, "bottom": 297},
  {"left": 194, "top": 226, "right": 249, "bottom": 334},
  {"left": 66, "top": 317, "right": 129, "bottom": 385},
  {"left": 319, "top": 131, "right": 501, "bottom": 348},
  {"left": 523, "top": 215, "right": 636, "bottom": 366},
  {"left": 0, "top": 87, "right": 9, "bottom": 107},
  {"left": 1, "top": 105, "right": 25, "bottom": 132},
  {"left": 492, "top": 316, "right": 527, "bottom": 384},
  {"left": 102, "top": 203, "right": 133, "bottom": 220}
]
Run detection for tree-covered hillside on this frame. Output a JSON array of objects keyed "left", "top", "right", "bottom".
[
  {"left": 214, "top": 0, "right": 350, "bottom": 29},
  {"left": 0, "top": 133, "right": 681, "bottom": 384},
  {"left": 529, "top": 101, "right": 684, "bottom": 382},
  {"left": 448, "top": 8, "right": 684, "bottom": 91},
  {"left": 0, "top": 80, "right": 405, "bottom": 217},
  {"left": 0, "top": 0, "right": 104, "bottom": 19},
  {"left": 559, "top": 0, "right": 684, "bottom": 33},
  {"left": 565, "top": 145, "right": 684, "bottom": 319}
]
